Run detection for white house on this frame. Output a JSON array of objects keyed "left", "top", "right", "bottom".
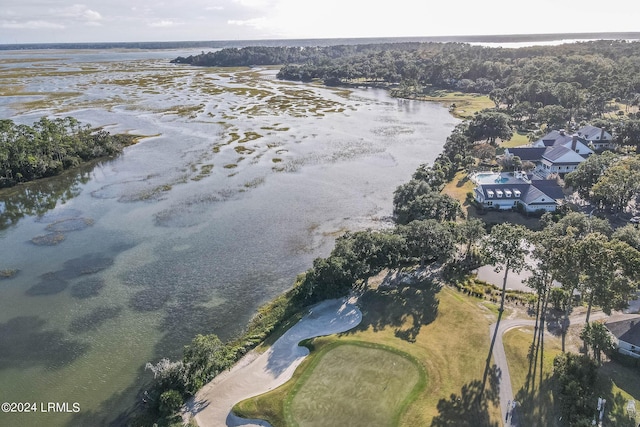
[
  {"left": 472, "top": 171, "right": 565, "bottom": 213},
  {"left": 539, "top": 145, "right": 588, "bottom": 174},
  {"left": 605, "top": 315, "right": 640, "bottom": 359},
  {"left": 575, "top": 125, "right": 615, "bottom": 151},
  {"left": 505, "top": 130, "right": 594, "bottom": 176},
  {"left": 531, "top": 129, "right": 594, "bottom": 156}
]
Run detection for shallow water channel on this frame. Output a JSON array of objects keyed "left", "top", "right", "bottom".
[{"left": 0, "top": 49, "right": 457, "bottom": 426}]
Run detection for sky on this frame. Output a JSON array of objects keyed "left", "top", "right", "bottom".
[{"left": 2, "top": 0, "right": 640, "bottom": 44}]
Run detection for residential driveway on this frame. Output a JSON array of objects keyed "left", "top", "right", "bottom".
[{"left": 185, "top": 297, "right": 362, "bottom": 427}]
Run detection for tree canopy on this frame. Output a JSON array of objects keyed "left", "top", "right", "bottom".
[{"left": 0, "top": 117, "right": 135, "bottom": 187}]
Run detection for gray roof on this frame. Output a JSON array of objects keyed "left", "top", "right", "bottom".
[
  {"left": 541, "top": 145, "right": 584, "bottom": 163},
  {"left": 577, "top": 125, "right": 612, "bottom": 141},
  {"left": 531, "top": 179, "right": 566, "bottom": 201},
  {"left": 477, "top": 179, "right": 564, "bottom": 205},
  {"left": 507, "top": 147, "right": 547, "bottom": 162},
  {"left": 606, "top": 315, "right": 640, "bottom": 347},
  {"left": 538, "top": 130, "right": 574, "bottom": 147}
]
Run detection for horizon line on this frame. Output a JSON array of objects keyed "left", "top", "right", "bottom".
[{"left": 2, "top": 31, "right": 640, "bottom": 49}]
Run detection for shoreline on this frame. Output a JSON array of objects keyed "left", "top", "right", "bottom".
[
  {"left": 184, "top": 297, "right": 362, "bottom": 427},
  {"left": 177, "top": 84, "right": 463, "bottom": 425}
]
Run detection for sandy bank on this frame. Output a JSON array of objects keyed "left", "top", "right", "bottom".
[{"left": 184, "top": 297, "right": 362, "bottom": 427}]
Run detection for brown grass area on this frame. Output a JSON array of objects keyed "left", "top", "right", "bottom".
[{"left": 414, "top": 90, "right": 494, "bottom": 119}]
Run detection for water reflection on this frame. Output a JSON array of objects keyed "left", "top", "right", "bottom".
[{"left": 0, "top": 162, "right": 95, "bottom": 230}]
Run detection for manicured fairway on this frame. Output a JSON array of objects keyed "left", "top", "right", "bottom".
[{"left": 285, "top": 343, "right": 423, "bottom": 427}]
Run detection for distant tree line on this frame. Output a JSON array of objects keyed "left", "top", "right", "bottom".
[
  {"left": 0, "top": 117, "right": 136, "bottom": 188},
  {"left": 170, "top": 43, "right": 426, "bottom": 67},
  {"left": 175, "top": 40, "right": 640, "bottom": 130}
]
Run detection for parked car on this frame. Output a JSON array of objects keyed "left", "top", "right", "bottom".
[{"left": 631, "top": 216, "right": 640, "bottom": 224}]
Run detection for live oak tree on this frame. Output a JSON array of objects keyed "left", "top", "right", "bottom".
[
  {"left": 397, "top": 219, "right": 456, "bottom": 266},
  {"left": 575, "top": 233, "right": 640, "bottom": 326},
  {"left": 525, "top": 227, "right": 569, "bottom": 389},
  {"left": 612, "top": 223, "right": 640, "bottom": 251},
  {"left": 591, "top": 156, "right": 640, "bottom": 212},
  {"left": 182, "top": 334, "right": 235, "bottom": 394},
  {"left": 0, "top": 117, "right": 132, "bottom": 187},
  {"left": 540, "top": 212, "right": 612, "bottom": 351},
  {"left": 465, "top": 111, "right": 513, "bottom": 145},
  {"left": 553, "top": 352, "right": 598, "bottom": 426},
  {"left": 614, "top": 118, "right": 640, "bottom": 153},
  {"left": 394, "top": 187, "right": 463, "bottom": 225},
  {"left": 564, "top": 151, "right": 621, "bottom": 201}
]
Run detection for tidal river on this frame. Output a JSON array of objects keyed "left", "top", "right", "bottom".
[{"left": 0, "top": 48, "right": 457, "bottom": 426}]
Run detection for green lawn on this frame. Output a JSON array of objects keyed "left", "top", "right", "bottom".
[
  {"left": 500, "top": 132, "right": 530, "bottom": 148},
  {"left": 441, "top": 171, "right": 474, "bottom": 206},
  {"left": 284, "top": 342, "right": 424, "bottom": 427}
]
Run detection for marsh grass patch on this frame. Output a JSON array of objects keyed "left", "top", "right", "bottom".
[
  {"left": 0, "top": 269, "right": 19, "bottom": 280},
  {"left": 243, "top": 177, "right": 265, "bottom": 188},
  {"left": 235, "top": 145, "right": 255, "bottom": 155},
  {"left": 192, "top": 164, "right": 215, "bottom": 181},
  {"left": 46, "top": 217, "right": 94, "bottom": 232}
]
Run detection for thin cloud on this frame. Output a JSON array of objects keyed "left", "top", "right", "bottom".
[
  {"left": 228, "top": 17, "right": 267, "bottom": 29},
  {"left": 55, "top": 4, "right": 103, "bottom": 22},
  {"left": 0, "top": 20, "right": 65, "bottom": 30},
  {"left": 232, "top": 0, "right": 271, "bottom": 8},
  {"left": 149, "top": 20, "right": 181, "bottom": 28}
]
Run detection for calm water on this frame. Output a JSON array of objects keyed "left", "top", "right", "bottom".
[{"left": 0, "top": 49, "right": 457, "bottom": 426}]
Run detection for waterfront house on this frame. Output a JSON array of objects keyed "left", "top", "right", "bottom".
[
  {"left": 575, "top": 125, "right": 615, "bottom": 151},
  {"left": 505, "top": 130, "right": 594, "bottom": 176},
  {"left": 472, "top": 171, "right": 565, "bottom": 213},
  {"left": 531, "top": 129, "right": 594, "bottom": 155},
  {"left": 605, "top": 315, "right": 640, "bottom": 359}
]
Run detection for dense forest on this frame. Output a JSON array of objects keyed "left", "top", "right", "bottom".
[
  {"left": 176, "top": 41, "right": 640, "bottom": 129},
  {"left": 0, "top": 117, "right": 136, "bottom": 187}
]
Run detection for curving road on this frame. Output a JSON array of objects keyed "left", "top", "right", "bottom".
[
  {"left": 492, "top": 311, "right": 608, "bottom": 426},
  {"left": 184, "top": 297, "right": 362, "bottom": 427}
]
